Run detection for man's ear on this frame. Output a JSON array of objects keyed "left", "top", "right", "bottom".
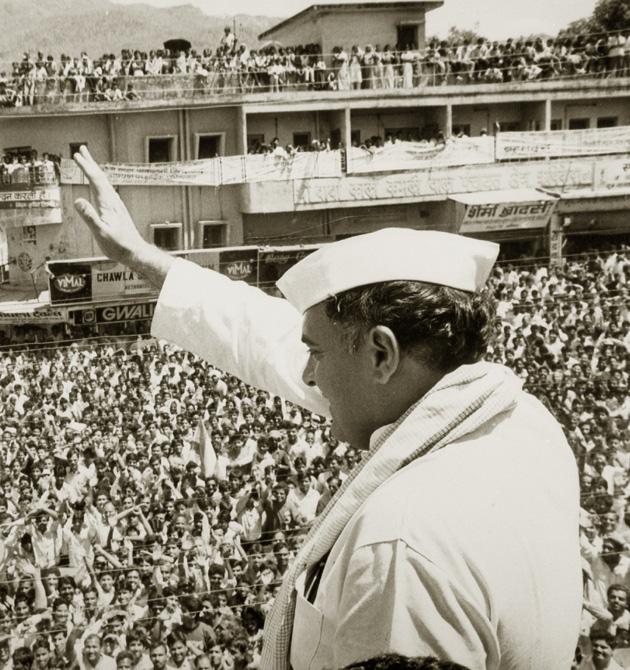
[{"left": 366, "top": 325, "right": 400, "bottom": 384}]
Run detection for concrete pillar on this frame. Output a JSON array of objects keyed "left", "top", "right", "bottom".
[
  {"left": 544, "top": 99, "right": 552, "bottom": 131},
  {"left": 107, "top": 114, "right": 117, "bottom": 162},
  {"left": 548, "top": 212, "right": 564, "bottom": 267},
  {"left": 177, "top": 109, "right": 190, "bottom": 249},
  {"left": 444, "top": 103, "right": 453, "bottom": 138},
  {"left": 344, "top": 107, "right": 352, "bottom": 149},
  {"left": 237, "top": 106, "right": 248, "bottom": 155}
]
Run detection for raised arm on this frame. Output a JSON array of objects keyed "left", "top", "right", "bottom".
[{"left": 73, "top": 146, "right": 328, "bottom": 416}]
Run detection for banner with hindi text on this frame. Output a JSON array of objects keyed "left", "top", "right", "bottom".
[
  {"left": 496, "top": 126, "right": 630, "bottom": 160},
  {"left": 347, "top": 137, "right": 495, "bottom": 175},
  {"left": 60, "top": 151, "right": 341, "bottom": 187}
]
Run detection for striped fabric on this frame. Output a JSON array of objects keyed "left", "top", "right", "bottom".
[{"left": 261, "top": 361, "right": 523, "bottom": 670}]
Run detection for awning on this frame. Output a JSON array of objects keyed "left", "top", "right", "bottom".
[{"left": 450, "top": 189, "right": 558, "bottom": 234}]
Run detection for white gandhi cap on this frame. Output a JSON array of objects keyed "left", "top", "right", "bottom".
[{"left": 276, "top": 228, "right": 500, "bottom": 314}]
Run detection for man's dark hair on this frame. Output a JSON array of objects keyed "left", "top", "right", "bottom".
[
  {"left": 342, "top": 654, "right": 470, "bottom": 670},
  {"left": 589, "top": 629, "right": 615, "bottom": 647},
  {"left": 324, "top": 282, "right": 495, "bottom": 371}
]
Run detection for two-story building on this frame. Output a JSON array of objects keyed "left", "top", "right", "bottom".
[{"left": 1, "top": 0, "right": 629, "bottom": 317}]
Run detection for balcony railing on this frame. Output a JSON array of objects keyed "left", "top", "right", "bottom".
[
  {"left": 2, "top": 65, "right": 630, "bottom": 110},
  {"left": 0, "top": 163, "right": 59, "bottom": 190}
]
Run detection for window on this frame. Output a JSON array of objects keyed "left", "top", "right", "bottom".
[
  {"left": 550, "top": 119, "right": 563, "bottom": 130},
  {"left": 147, "top": 136, "right": 176, "bottom": 163},
  {"left": 292, "top": 132, "right": 312, "bottom": 149},
  {"left": 199, "top": 221, "right": 227, "bottom": 248},
  {"left": 597, "top": 116, "right": 618, "bottom": 128},
  {"left": 151, "top": 223, "right": 182, "bottom": 251},
  {"left": 247, "top": 134, "right": 265, "bottom": 153},
  {"left": 69, "top": 142, "right": 87, "bottom": 157},
  {"left": 196, "top": 133, "right": 225, "bottom": 159},
  {"left": 350, "top": 130, "right": 361, "bottom": 146},
  {"left": 397, "top": 24, "right": 418, "bottom": 49},
  {"left": 21, "top": 226, "right": 37, "bottom": 245},
  {"left": 452, "top": 124, "right": 471, "bottom": 137},
  {"left": 498, "top": 121, "right": 521, "bottom": 132},
  {"left": 568, "top": 118, "right": 589, "bottom": 130}
]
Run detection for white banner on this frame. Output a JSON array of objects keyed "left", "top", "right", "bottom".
[
  {"left": 595, "top": 158, "right": 630, "bottom": 191},
  {"left": 293, "top": 158, "right": 595, "bottom": 207},
  {"left": 460, "top": 199, "right": 558, "bottom": 233},
  {"left": 60, "top": 152, "right": 341, "bottom": 187},
  {"left": 496, "top": 126, "right": 630, "bottom": 160},
  {"left": 348, "top": 137, "right": 495, "bottom": 174}
]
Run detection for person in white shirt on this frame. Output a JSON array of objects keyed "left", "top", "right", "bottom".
[{"left": 72, "top": 146, "right": 582, "bottom": 670}]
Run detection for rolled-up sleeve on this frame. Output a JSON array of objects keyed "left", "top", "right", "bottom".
[{"left": 151, "top": 258, "right": 329, "bottom": 416}]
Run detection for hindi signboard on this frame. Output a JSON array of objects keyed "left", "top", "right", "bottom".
[
  {"left": 0, "top": 188, "right": 61, "bottom": 209},
  {"left": 347, "top": 137, "right": 495, "bottom": 175},
  {"left": 0, "top": 306, "right": 68, "bottom": 325},
  {"left": 451, "top": 189, "right": 559, "bottom": 233},
  {"left": 60, "top": 152, "right": 341, "bottom": 187},
  {"left": 496, "top": 126, "right": 630, "bottom": 160}
]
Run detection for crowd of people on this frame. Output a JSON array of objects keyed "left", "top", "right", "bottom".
[
  {"left": 0, "top": 152, "right": 59, "bottom": 187},
  {"left": 0, "top": 244, "right": 627, "bottom": 669},
  {"left": 1, "top": 28, "right": 630, "bottom": 107}
]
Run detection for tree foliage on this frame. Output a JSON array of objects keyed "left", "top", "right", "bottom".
[
  {"left": 561, "top": 0, "right": 630, "bottom": 36},
  {"left": 593, "top": 0, "right": 630, "bottom": 30}
]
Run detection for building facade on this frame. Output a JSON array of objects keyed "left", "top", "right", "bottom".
[{"left": 1, "top": 2, "right": 629, "bottom": 310}]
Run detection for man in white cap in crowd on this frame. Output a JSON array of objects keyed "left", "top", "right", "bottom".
[{"left": 72, "top": 146, "right": 582, "bottom": 670}]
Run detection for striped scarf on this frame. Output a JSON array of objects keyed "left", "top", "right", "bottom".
[{"left": 261, "top": 361, "right": 522, "bottom": 670}]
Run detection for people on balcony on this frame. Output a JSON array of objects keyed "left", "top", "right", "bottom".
[{"left": 0, "top": 29, "right": 628, "bottom": 108}]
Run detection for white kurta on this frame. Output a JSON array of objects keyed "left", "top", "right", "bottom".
[{"left": 151, "top": 259, "right": 582, "bottom": 670}]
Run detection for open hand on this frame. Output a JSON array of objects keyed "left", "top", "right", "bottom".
[{"left": 73, "top": 146, "right": 147, "bottom": 265}]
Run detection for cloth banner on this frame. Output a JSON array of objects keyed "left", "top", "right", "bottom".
[
  {"left": 60, "top": 152, "right": 341, "bottom": 187},
  {"left": 0, "top": 188, "right": 61, "bottom": 210},
  {"left": 496, "top": 126, "right": 630, "bottom": 160},
  {"left": 595, "top": 158, "right": 630, "bottom": 191},
  {"left": 347, "top": 137, "right": 495, "bottom": 174}
]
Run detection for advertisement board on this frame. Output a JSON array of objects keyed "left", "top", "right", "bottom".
[
  {"left": 72, "top": 301, "right": 156, "bottom": 326},
  {"left": 48, "top": 246, "right": 261, "bottom": 305},
  {"left": 48, "top": 261, "right": 93, "bottom": 304},
  {"left": 258, "top": 245, "right": 318, "bottom": 290}
]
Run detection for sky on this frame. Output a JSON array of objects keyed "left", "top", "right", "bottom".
[{"left": 110, "top": 0, "right": 598, "bottom": 39}]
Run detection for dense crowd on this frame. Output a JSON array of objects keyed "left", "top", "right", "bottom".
[
  {"left": 0, "top": 245, "right": 627, "bottom": 669},
  {"left": 1, "top": 29, "right": 630, "bottom": 107}
]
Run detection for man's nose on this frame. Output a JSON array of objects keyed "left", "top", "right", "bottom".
[{"left": 302, "top": 355, "right": 317, "bottom": 387}]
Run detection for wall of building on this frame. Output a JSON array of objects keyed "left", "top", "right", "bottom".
[
  {"left": 0, "top": 115, "right": 110, "bottom": 161},
  {"left": 247, "top": 112, "right": 330, "bottom": 148},
  {"left": 320, "top": 8, "right": 426, "bottom": 57},
  {"left": 242, "top": 200, "right": 452, "bottom": 244},
  {"left": 452, "top": 101, "right": 532, "bottom": 136},
  {"left": 188, "top": 107, "right": 241, "bottom": 156},
  {"left": 260, "top": 13, "right": 323, "bottom": 50},
  {"left": 551, "top": 97, "right": 630, "bottom": 129},
  {"left": 263, "top": 6, "right": 427, "bottom": 58},
  {"left": 351, "top": 107, "right": 444, "bottom": 141}
]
